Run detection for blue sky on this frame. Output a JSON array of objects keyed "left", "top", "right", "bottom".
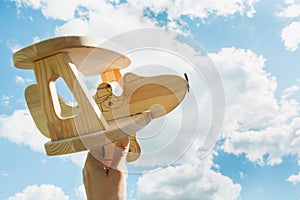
[{"left": 1, "top": 0, "right": 300, "bottom": 199}]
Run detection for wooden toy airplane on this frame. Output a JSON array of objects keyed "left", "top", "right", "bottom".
[{"left": 13, "top": 36, "right": 189, "bottom": 162}]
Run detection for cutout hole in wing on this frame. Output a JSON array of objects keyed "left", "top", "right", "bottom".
[{"left": 53, "top": 77, "right": 79, "bottom": 118}]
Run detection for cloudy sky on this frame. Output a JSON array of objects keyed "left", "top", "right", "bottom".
[{"left": 1, "top": 0, "right": 300, "bottom": 199}]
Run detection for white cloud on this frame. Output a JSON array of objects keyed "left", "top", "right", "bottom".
[
  {"left": 12, "top": 0, "right": 81, "bottom": 20},
  {"left": 282, "top": 85, "right": 299, "bottom": 100},
  {"left": 75, "top": 185, "right": 86, "bottom": 200},
  {"left": 0, "top": 110, "right": 48, "bottom": 152},
  {"left": 118, "top": 45, "right": 247, "bottom": 199},
  {"left": 210, "top": 47, "right": 277, "bottom": 133},
  {"left": 239, "top": 172, "right": 245, "bottom": 179},
  {"left": 12, "top": 0, "right": 42, "bottom": 9},
  {"left": 284, "top": 0, "right": 295, "bottom": 4},
  {"left": 278, "top": 0, "right": 300, "bottom": 52},
  {"left": 287, "top": 172, "right": 300, "bottom": 185},
  {"left": 7, "top": 184, "right": 69, "bottom": 200},
  {"left": 32, "top": 36, "right": 41, "bottom": 43},
  {"left": 60, "top": 151, "right": 87, "bottom": 168},
  {"left": 209, "top": 47, "right": 300, "bottom": 166},
  {"left": 55, "top": 2, "right": 157, "bottom": 38},
  {"left": 55, "top": 18, "right": 91, "bottom": 36},
  {"left": 12, "top": 0, "right": 260, "bottom": 37},
  {"left": 1, "top": 95, "right": 13, "bottom": 107},
  {"left": 278, "top": 2, "right": 300, "bottom": 18},
  {"left": 40, "top": 0, "right": 81, "bottom": 21},
  {"left": 0, "top": 109, "right": 87, "bottom": 166},
  {"left": 128, "top": 46, "right": 297, "bottom": 192},
  {"left": 281, "top": 21, "right": 300, "bottom": 52},
  {"left": 15, "top": 76, "right": 32, "bottom": 85},
  {"left": 1, "top": 169, "right": 8, "bottom": 177},
  {"left": 137, "top": 154, "right": 241, "bottom": 200},
  {"left": 7, "top": 41, "right": 22, "bottom": 53},
  {"left": 129, "top": 0, "right": 259, "bottom": 20}
]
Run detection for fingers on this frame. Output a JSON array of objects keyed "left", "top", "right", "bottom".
[
  {"left": 114, "top": 138, "right": 130, "bottom": 153},
  {"left": 87, "top": 137, "right": 130, "bottom": 173},
  {"left": 103, "top": 138, "right": 130, "bottom": 169},
  {"left": 103, "top": 143, "right": 115, "bottom": 170}
]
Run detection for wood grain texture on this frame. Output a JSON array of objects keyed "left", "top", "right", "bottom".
[
  {"left": 94, "top": 72, "right": 188, "bottom": 121},
  {"left": 14, "top": 36, "right": 188, "bottom": 158},
  {"left": 25, "top": 68, "right": 187, "bottom": 156},
  {"left": 25, "top": 84, "right": 79, "bottom": 138},
  {"left": 45, "top": 111, "right": 151, "bottom": 156},
  {"left": 93, "top": 71, "right": 188, "bottom": 162},
  {"left": 126, "top": 135, "right": 141, "bottom": 162},
  {"left": 25, "top": 82, "right": 148, "bottom": 159},
  {"left": 13, "top": 36, "right": 131, "bottom": 76},
  {"left": 101, "top": 69, "right": 122, "bottom": 83},
  {"left": 33, "top": 53, "right": 107, "bottom": 141},
  {"left": 98, "top": 68, "right": 141, "bottom": 162}
]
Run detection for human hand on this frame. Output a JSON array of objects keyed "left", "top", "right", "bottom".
[
  {"left": 86, "top": 138, "right": 130, "bottom": 175},
  {"left": 83, "top": 138, "right": 130, "bottom": 200}
]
